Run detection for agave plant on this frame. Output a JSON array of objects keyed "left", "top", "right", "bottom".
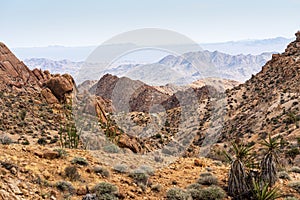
[
  {"left": 228, "top": 143, "right": 253, "bottom": 199},
  {"left": 252, "top": 180, "right": 280, "bottom": 200},
  {"left": 260, "top": 135, "right": 280, "bottom": 186}
]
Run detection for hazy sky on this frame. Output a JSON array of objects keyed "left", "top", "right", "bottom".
[{"left": 1, "top": 0, "right": 300, "bottom": 47}]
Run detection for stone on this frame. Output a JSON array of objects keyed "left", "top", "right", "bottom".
[
  {"left": 46, "top": 74, "right": 75, "bottom": 102},
  {"left": 41, "top": 88, "right": 58, "bottom": 104},
  {"left": 118, "top": 134, "right": 142, "bottom": 153},
  {"left": 43, "top": 150, "right": 59, "bottom": 160}
]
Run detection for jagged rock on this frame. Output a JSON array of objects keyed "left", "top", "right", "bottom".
[
  {"left": 117, "top": 134, "right": 142, "bottom": 153},
  {"left": 32, "top": 68, "right": 52, "bottom": 86},
  {"left": 41, "top": 88, "right": 59, "bottom": 104},
  {"left": 0, "top": 42, "right": 40, "bottom": 91}
]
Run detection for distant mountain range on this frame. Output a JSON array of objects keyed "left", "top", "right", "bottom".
[
  {"left": 201, "top": 37, "right": 293, "bottom": 55},
  {"left": 14, "top": 37, "right": 292, "bottom": 62},
  {"left": 24, "top": 50, "right": 273, "bottom": 85}
]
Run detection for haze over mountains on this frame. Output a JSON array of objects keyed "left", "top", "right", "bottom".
[
  {"left": 20, "top": 37, "right": 292, "bottom": 85},
  {"left": 24, "top": 50, "right": 273, "bottom": 85},
  {"left": 13, "top": 37, "right": 292, "bottom": 61}
]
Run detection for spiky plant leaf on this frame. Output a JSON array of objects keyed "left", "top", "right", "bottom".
[{"left": 252, "top": 181, "right": 280, "bottom": 200}]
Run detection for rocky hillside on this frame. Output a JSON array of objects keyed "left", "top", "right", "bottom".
[
  {"left": 192, "top": 32, "right": 300, "bottom": 166},
  {"left": 0, "top": 42, "right": 76, "bottom": 151}
]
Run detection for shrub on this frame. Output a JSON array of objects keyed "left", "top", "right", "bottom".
[
  {"left": 289, "top": 166, "right": 300, "bottom": 173},
  {"left": 197, "top": 175, "right": 218, "bottom": 185},
  {"left": 166, "top": 187, "right": 191, "bottom": 200},
  {"left": 113, "top": 164, "right": 128, "bottom": 174},
  {"left": 277, "top": 171, "right": 291, "bottom": 180},
  {"left": 288, "top": 181, "right": 300, "bottom": 193},
  {"left": 0, "top": 135, "right": 13, "bottom": 145},
  {"left": 103, "top": 144, "right": 120, "bottom": 153},
  {"left": 286, "top": 148, "right": 300, "bottom": 159},
  {"left": 188, "top": 186, "right": 226, "bottom": 200},
  {"left": 186, "top": 183, "right": 202, "bottom": 190},
  {"left": 56, "top": 181, "right": 75, "bottom": 194},
  {"left": 71, "top": 157, "right": 89, "bottom": 166},
  {"left": 199, "top": 172, "right": 213, "bottom": 178},
  {"left": 93, "top": 182, "right": 118, "bottom": 199},
  {"left": 139, "top": 165, "right": 155, "bottom": 176},
  {"left": 129, "top": 169, "right": 149, "bottom": 185},
  {"left": 65, "top": 166, "right": 80, "bottom": 181},
  {"left": 37, "top": 138, "right": 47, "bottom": 145},
  {"left": 94, "top": 166, "right": 110, "bottom": 178},
  {"left": 252, "top": 181, "right": 280, "bottom": 200},
  {"left": 54, "top": 148, "right": 68, "bottom": 158}
]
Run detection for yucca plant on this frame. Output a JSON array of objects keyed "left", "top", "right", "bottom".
[
  {"left": 228, "top": 143, "right": 253, "bottom": 199},
  {"left": 252, "top": 180, "right": 280, "bottom": 200},
  {"left": 260, "top": 135, "right": 280, "bottom": 186}
]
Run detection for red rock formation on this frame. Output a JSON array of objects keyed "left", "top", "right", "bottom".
[
  {"left": 45, "top": 74, "right": 75, "bottom": 102},
  {"left": 0, "top": 42, "right": 40, "bottom": 91}
]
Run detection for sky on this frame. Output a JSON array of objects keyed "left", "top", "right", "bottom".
[{"left": 1, "top": 0, "right": 300, "bottom": 47}]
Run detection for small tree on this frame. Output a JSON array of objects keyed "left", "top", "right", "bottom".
[
  {"left": 227, "top": 143, "right": 253, "bottom": 199},
  {"left": 260, "top": 135, "right": 280, "bottom": 187}
]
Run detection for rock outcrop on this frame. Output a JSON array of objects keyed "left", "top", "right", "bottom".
[
  {"left": 0, "top": 42, "right": 76, "bottom": 104},
  {"left": 0, "top": 42, "right": 40, "bottom": 91},
  {"left": 45, "top": 74, "right": 75, "bottom": 102}
]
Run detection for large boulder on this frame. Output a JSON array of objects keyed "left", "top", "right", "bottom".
[{"left": 46, "top": 74, "right": 75, "bottom": 102}]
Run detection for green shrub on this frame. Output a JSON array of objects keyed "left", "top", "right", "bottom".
[
  {"left": 94, "top": 166, "right": 110, "bottom": 178},
  {"left": 37, "top": 137, "right": 47, "bottom": 145},
  {"left": 93, "top": 182, "right": 118, "bottom": 199},
  {"left": 188, "top": 185, "right": 226, "bottom": 200},
  {"left": 65, "top": 166, "right": 80, "bottom": 181},
  {"left": 286, "top": 148, "right": 300, "bottom": 159},
  {"left": 197, "top": 175, "right": 218, "bottom": 185},
  {"left": 71, "top": 157, "right": 89, "bottom": 166},
  {"left": 56, "top": 181, "right": 75, "bottom": 194},
  {"left": 166, "top": 187, "right": 191, "bottom": 200},
  {"left": 0, "top": 135, "right": 13, "bottom": 145},
  {"left": 139, "top": 165, "right": 155, "bottom": 176},
  {"left": 199, "top": 172, "right": 213, "bottom": 178},
  {"left": 54, "top": 148, "right": 68, "bottom": 158},
  {"left": 186, "top": 183, "right": 202, "bottom": 190},
  {"left": 113, "top": 164, "right": 128, "bottom": 174},
  {"left": 252, "top": 181, "right": 280, "bottom": 200},
  {"left": 59, "top": 124, "right": 80, "bottom": 149},
  {"left": 277, "top": 171, "right": 291, "bottom": 180},
  {"left": 129, "top": 169, "right": 149, "bottom": 185},
  {"left": 288, "top": 181, "right": 300, "bottom": 193}
]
